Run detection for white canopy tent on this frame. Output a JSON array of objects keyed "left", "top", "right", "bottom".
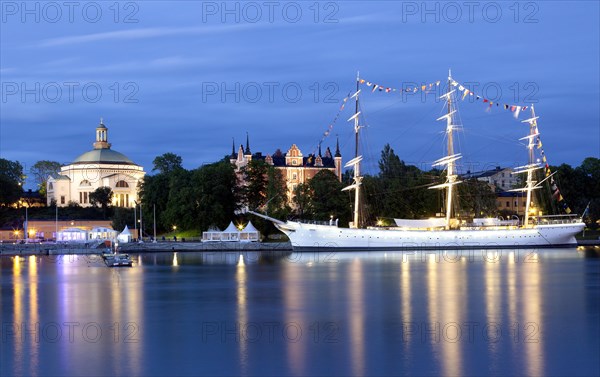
[
  {"left": 90, "top": 226, "right": 118, "bottom": 241},
  {"left": 56, "top": 228, "right": 88, "bottom": 242},
  {"left": 117, "top": 225, "right": 132, "bottom": 243},
  {"left": 201, "top": 226, "right": 222, "bottom": 242},
  {"left": 220, "top": 221, "right": 240, "bottom": 242},
  {"left": 239, "top": 221, "right": 260, "bottom": 242}
]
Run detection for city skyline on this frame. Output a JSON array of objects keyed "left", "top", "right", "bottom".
[{"left": 1, "top": 1, "right": 599, "bottom": 188}]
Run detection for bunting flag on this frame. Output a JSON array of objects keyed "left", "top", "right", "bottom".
[
  {"left": 359, "top": 78, "right": 441, "bottom": 94},
  {"left": 532, "top": 121, "right": 572, "bottom": 214},
  {"left": 311, "top": 91, "right": 353, "bottom": 156},
  {"left": 449, "top": 78, "right": 529, "bottom": 119}
]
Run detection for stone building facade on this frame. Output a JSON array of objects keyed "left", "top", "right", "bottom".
[
  {"left": 47, "top": 120, "right": 145, "bottom": 207},
  {"left": 230, "top": 136, "right": 342, "bottom": 202}
]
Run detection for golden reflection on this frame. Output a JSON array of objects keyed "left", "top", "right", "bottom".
[
  {"left": 12, "top": 257, "right": 24, "bottom": 376},
  {"left": 349, "top": 258, "right": 365, "bottom": 376},
  {"left": 400, "top": 260, "right": 411, "bottom": 325},
  {"left": 400, "top": 258, "right": 413, "bottom": 354},
  {"left": 122, "top": 258, "right": 143, "bottom": 376},
  {"left": 523, "top": 253, "right": 544, "bottom": 376},
  {"left": 507, "top": 252, "right": 517, "bottom": 334},
  {"left": 484, "top": 252, "right": 502, "bottom": 370},
  {"left": 439, "top": 252, "right": 463, "bottom": 377},
  {"left": 28, "top": 256, "right": 40, "bottom": 376},
  {"left": 283, "top": 257, "right": 306, "bottom": 376},
  {"left": 172, "top": 252, "right": 179, "bottom": 267},
  {"left": 236, "top": 254, "right": 248, "bottom": 375}
]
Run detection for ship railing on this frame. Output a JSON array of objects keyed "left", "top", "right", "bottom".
[
  {"left": 534, "top": 214, "right": 581, "bottom": 225},
  {"left": 294, "top": 219, "right": 338, "bottom": 226}
]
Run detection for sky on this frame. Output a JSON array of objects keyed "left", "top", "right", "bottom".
[{"left": 1, "top": 0, "right": 599, "bottom": 189}]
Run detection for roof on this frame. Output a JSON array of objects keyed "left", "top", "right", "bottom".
[
  {"left": 241, "top": 221, "right": 259, "bottom": 233},
  {"left": 71, "top": 149, "right": 138, "bottom": 165},
  {"left": 223, "top": 221, "right": 239, "bottom": 233},
  {"left": 260, "top": 153, "right": 336, "bottom": 168},
  {"left": 462, "top": 167, "right": 510, "bottom": 179}
]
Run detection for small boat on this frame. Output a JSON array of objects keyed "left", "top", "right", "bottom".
[{"left": 104, "top": 253, "right": 133, "bottom": 267}]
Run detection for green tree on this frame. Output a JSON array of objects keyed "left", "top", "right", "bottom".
[
  {"left": 161, "top": 168, "right": 195, "bottom": 231},
  {"left": 89, "top": 186, "right": 113, "bottom": 218},
  {"left": 112, "top": 207, "right": 135, "bottom": 233},
  {"left": 293, "top": 183, "right": 312, "bottom": 218},
  {"left": 0, "top": 158, "right": 24, "bottom": 206},
  {"left": 242, "top": 159, "right": 269, "bottom": 210},
  {"left": 30, "top": 160, "right": 61, "bottom": 198},
  {"left": 309, "top": 170, "right": 351, "bottom": 226},
  {"left": 457, "top": 180, "right": 498, "bottom": 217},
  {"left": 193, "top": 160, "right": 240, "bottom": 231},
  {"left": 152, "top": 153, "right": 183, "bottom": 173}
]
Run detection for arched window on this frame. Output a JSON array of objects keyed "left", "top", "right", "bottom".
[
  {"left": 48, "top": 182, "right": 53, "bottom": 190},
  {"left": 116, "top": 180, "right": 129, "bottom": 188},
  {"left": 80, "top": 180, "right": 91, "bottom": 186}
]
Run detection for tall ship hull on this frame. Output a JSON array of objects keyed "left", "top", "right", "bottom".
[{"left": 272, "top": 220, "right": 584, "bottom": 251}]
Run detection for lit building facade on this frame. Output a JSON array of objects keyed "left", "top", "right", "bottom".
[
  {"left": 229, "top": 136, "right": 342, "bottom": 203},
  {"left": 46, "top": 120, "right": 145, "bottom": 207}
]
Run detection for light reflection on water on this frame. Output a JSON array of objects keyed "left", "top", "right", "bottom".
[{"left": 1, "top": 248, "right": 598, "bottom": 376}]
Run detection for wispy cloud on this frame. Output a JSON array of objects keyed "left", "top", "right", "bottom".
[{"left": 37, "top": 24, "right": 258, "bottom": 47}]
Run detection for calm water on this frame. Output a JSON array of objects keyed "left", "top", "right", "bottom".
[{"left": 1, "top": 248, "right": 599, "bottom": 376}]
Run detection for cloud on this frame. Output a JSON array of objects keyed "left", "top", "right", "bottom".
[{"left": 37, "top": 24, "right": 258, "bottom": 47}]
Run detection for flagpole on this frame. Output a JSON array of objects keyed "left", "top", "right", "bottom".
[{"left": 153, "top": 204, "right": 157, "bottom": 243}]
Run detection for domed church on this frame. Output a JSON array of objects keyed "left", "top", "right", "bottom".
[{"left": 47, "top": 119, "right": 145, "bottom": 207}]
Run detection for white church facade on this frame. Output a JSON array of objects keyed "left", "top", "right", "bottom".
[{"left": 47, "top": 120, "right": 145, "bottom": 208}]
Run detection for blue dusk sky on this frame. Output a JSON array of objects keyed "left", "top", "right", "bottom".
[{"left": 1, "top": 1, "right": 598, "bottom": 188}]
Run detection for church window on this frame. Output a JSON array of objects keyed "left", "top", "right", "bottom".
[
  {"left": 48, "top": 183, "right": 53, "bottom": 190},
  {"left": 116, "top": 180, "right": 129, "bottom": 188},
  {"left": 60, "top": 196, "right": 65, "bottom": 204},
  {"left": 80, "top": 180, "right": 91, "bottom": 186}
]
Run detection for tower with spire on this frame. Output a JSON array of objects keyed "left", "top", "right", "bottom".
[
  {"left": 334, "top": 136, "right": 342, "bottom": 181},
  {"left": 93, "top": 118, "right": 111, "bottom": 150}
]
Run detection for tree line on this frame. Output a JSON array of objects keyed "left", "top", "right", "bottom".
[{"left": 1, "top": 151, "right": 598, "bottom": 237}]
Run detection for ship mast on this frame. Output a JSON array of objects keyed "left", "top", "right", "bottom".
[
  {"left": 518, "top": 105, "right": 541, "bottom": 227},
  {"left": 342, "top": 72, "right": 363, "bottom": 228},
  {"left": 430, "top": 70, "right": 462, "bottom": 230}
]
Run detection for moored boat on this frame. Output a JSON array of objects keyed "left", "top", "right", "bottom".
[{"left": 251, "top": 72, "right": 585, "bottom": 251}]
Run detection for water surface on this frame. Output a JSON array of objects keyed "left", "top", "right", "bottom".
[{"left": 1, "top": 248, "right": 599, "bottom": 376}]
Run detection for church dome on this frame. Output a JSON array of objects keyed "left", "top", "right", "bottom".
[
  {"left": 70, "top": 119, "right": 139, "bottom": 166},
  {"left": 72, "top": 149, "right": 137, "bottom": 165}
]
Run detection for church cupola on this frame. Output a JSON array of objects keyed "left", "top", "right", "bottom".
[{"left": 93, "top": 118, "right": 112, "bottom": 150}]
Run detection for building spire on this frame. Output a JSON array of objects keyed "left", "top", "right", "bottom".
[
  {"left": 318, "top": 142, "right": 322, "bottom": 157},
  {"left": 335, "top": 136, "right": 341, "bottom": 157},
  {"left": 231, "top": 137, "right": 236, "bottom": 158},
  {"left": 245, "top": 132, "right": 251, "bottom": 155}
]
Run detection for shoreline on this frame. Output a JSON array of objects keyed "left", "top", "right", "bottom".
[
  {"left": 1, "top": 239, "right": 599, "bottom": 257},
  {"left": 0, "top": 241, "right": 293, "bottom": 256}
]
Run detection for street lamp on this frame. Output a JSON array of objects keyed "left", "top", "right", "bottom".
[{"left": 133, "top": 200, "right": 138, "bottom": 241}]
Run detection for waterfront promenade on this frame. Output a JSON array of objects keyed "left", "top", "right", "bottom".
[{"left": 0, "top": 241, "right": 293, "bottom": 256}]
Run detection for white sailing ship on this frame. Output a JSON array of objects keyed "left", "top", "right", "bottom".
[{"left": 251, "top": 72, "right": 585, "bottom": 251}]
